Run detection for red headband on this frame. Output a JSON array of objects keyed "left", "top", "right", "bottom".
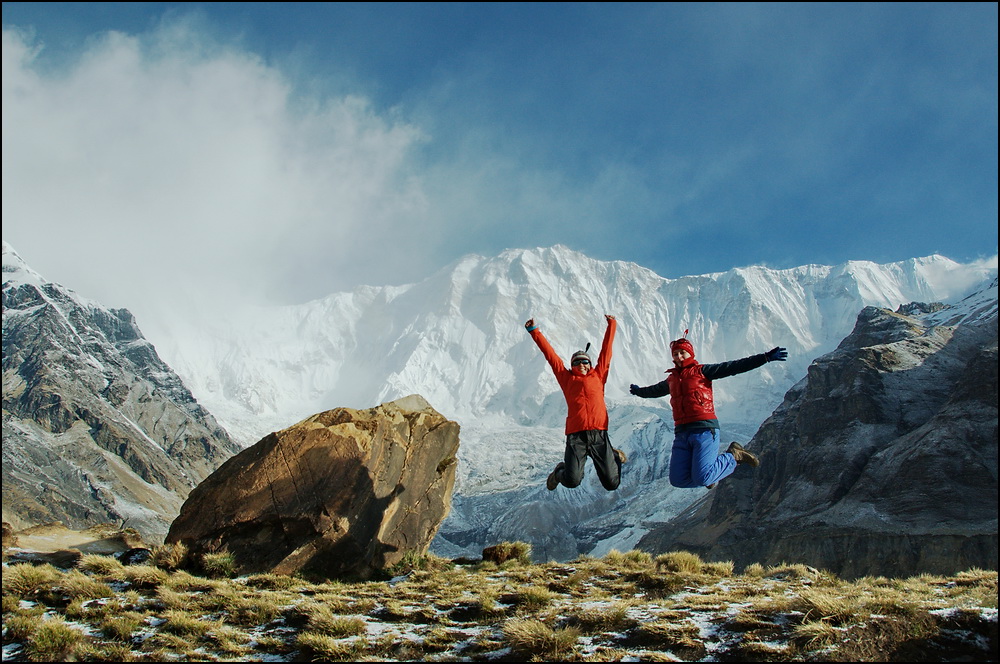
[{"left": 670, "top": 338, "right": 694, "bottom": 356}]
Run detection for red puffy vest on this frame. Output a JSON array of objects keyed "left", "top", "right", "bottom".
[{"left": 666, "top": 362, "right": 717, "bottom": 425}]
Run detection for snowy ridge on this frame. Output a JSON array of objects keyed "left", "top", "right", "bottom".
[
  {"left": 924, "top": 276, "right": 998, "bottom": 326},
  {"left": 2, "top": 241, "right": 46, "bottom": 288},
  {"left": 3, "top": 240, "right": 103, "bottom": 312},
  {"left": 135, "top": 245, "right": 996, "bottom": 558},
  {"left": 147, "top": 246, "right": 996, "bottom": 448}
]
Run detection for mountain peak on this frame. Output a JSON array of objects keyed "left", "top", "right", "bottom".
[
  {"left": 2, "top": 241, "right": 45, "bottom": 288},
  {"left": 3, "top": 242, "right": 241, "bottom": 539}
]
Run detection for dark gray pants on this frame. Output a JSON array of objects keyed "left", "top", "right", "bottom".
[{"left": 556, "top": 429, "right": 621, "bottom": 491}]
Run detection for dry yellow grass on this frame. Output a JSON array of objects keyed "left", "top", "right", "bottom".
[
  {"left": 503, "top": 617, "right": 581, "bottom": 660},
  {"left": 1, "top": 545, "right": 995, "bottom": 662}
]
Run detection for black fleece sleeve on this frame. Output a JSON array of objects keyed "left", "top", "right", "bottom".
[
  {"left": 700, "top": 353, "right": 769, "bottom": 380},
  {"left": 632, "top": 379, "right": 670, "bottom": 398}
]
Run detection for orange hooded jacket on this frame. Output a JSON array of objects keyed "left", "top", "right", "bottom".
[{"left": 529, "top": 317, "right": 616, "bottom": 435}]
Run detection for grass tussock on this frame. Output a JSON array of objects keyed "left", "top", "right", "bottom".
[
  {"left": 792, "top": 619, "right": 842, "bottom": 647},
  {"left": 565, "top": 601, "right": 637, "bottom": 634},
  {"left": 296, "top": 631, "right": 365, "bottom": 661},
  {"left": 3, "top": 593, "right": 22, "bottom": 614},
  {"left": 603, "top": 548, "right": 654, "bottom": 569},
  {"left": 243, "top": 572, "right": 301, "bottom": 590},
  {"left": 656, "top": 550, "right": 705, "bottom": 574},
  {"left": 2, "top": 563, "right": 62, "bottom": 598},
  {"left": 150, "top": 541, "right": 188, "bottom": 571},
  {"left": 1, "top": 544, "right": 994, "bottom": 663},
  {"left": 77, "top": 554, "right": 127, "bottom": 576},
  {"left": 120, "top": 564, "right": 168, "bottom": 589},
  {"left": 199, "top": 551, "right": 238, "bottom": 578},
  {"left": 514, "top": 585, "right": 558, "bottom": 609},
  {"left": 483, "top": 540, "right": 533, "bottom": 565},
  {"left": 503, "top": 617, "right": 581, "bottom": 659},
  {"left": 98, "top": 613, "right": 144, "bottom": 642},
  {"left": 794, "top": 587, "right": 859, "bottom": 625},
  {"left": 159, "top": 608, "right": 221, "bottom": 637},
  {"left": 21, "top": 617, "right": 86, "bottom": 662},
  {"left": 3, "top": 614, "right": 40, "bottom": 643},
  {"left": 58, "top": 569, "right": 115, "bottom": 601},
  {"left": 307, "top": 606, "right": 368, "bottom": 636},
  {"left": 388, "top": 550, "right": 453, "bottom": 577},
  {"left": 78, "top": 641, "right": 143, "bottom": 662}
]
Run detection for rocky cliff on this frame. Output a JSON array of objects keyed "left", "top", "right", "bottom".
[
  {"left": 2, "top": 244, "right": 240, "bottom": 540},
  {"left": 638, "top": 282, "right": 998, "bottom": 579},
  {"left": 166, "top": 395, "right": 460, "bottom": 579}
]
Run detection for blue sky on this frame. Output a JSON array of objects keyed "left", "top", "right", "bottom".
[{"left": 2, "top": 3, "right": 997, "bottom": 315}]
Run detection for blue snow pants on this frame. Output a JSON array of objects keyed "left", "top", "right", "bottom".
[{"left": 669, "top": 428, "right": 736, "bottom": 488}]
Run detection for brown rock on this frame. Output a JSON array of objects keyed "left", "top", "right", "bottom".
[
  {"left": 165, "top": 395, "right": 460, "bottom": 579},
  {"left": 3, "top": 521, "right": 147, "bottom": 568},
  {"left": 2, "top": 521, "right": 17, "bottom": 548}
]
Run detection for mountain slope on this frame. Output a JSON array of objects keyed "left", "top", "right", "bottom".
[
  {"left": 2, "top": 242, "right": 240, "bottom": 539},
  {"left": 144, "top": 245, "right": 996, "bottom": 560},
  {"left": 636, "top": 278, "right": 999, "bottom": 578}
]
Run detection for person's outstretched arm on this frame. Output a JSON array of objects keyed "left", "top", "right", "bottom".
[
  {"left": 629, "top": 379, "right": 670, "bottom": 398},
  {"left": 525, "top": 318, "right": 567, "bottom": 378},
  {"left": 701, "top": 346, "right": 787, "bottom": 380},
  {"left": 596, "top": 314, "right": 616, "bottom": 380}
]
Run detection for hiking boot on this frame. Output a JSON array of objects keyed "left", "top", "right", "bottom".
[
  {"left": 546, "top": 462, "right": 565, "bottom": 491},
  {"left": 727, "top": 441, "right": 759, "bottom": 467},
  {"left": 613, "top": 448, "right": 627, "bottom": 465},
  {"left": 706, "top": 482, "right": 717, "bottom": 489}
]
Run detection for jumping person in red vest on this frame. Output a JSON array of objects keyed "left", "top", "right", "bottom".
[
  {"left": 525, "top": 314, "right": 626, "bottom": 492},
  {"left": 629, "top": 333, "right": 787, "bottom": 488}
]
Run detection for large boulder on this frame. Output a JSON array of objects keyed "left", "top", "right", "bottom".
[{"left": 166, "top": 395, "right": 460, "bottom": 579}]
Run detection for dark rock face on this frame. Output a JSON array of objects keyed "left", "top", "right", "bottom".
[
  {"left": 166, "top": 395, "right": 460, "bottom": 580},
  {"left": 2, "top": 247, "right": 240, "bottom": 540},
  {"left": 119, "top": 548, "right": 154, "bottom": 566},
  {"left": 639, "top": 295, "right": 998, "bottom": 579}
]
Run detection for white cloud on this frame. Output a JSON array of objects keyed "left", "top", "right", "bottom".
[
  {"left": 2, "top": 21, "right": 428, "bottom": 320},
  {"left": 4, "top": 6, "right": 994, "bottom": 329}
]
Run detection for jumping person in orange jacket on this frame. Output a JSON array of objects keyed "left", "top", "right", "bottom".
[{"left": 525, "top": 314, "right": 626, "bottom": 492}]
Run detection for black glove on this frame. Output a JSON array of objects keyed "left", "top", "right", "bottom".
[
  {"left": 629, "top": 384, "right": 640, "bottom": 395},
  {"left": 765, "top": 347, "right": 787, "bottom": 362}
]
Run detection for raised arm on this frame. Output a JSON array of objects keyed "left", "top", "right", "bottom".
[
  {"left": 595, "top": 314, "right": 616, "bottom": 380},
  {"left": 525, "top": 318, "right": 567, "bottom": 378}
]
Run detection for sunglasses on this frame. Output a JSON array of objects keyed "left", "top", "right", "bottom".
[{"left": 572, "top": 359, "right": 591, "bottom": 366}]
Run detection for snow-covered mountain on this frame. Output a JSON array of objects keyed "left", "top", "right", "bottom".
[
  {"left": 153, "top": 246, "right": 993, "bottom": 442},
  {"left": 143, "top": 245, "right": 997, "bottom": 560}
]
